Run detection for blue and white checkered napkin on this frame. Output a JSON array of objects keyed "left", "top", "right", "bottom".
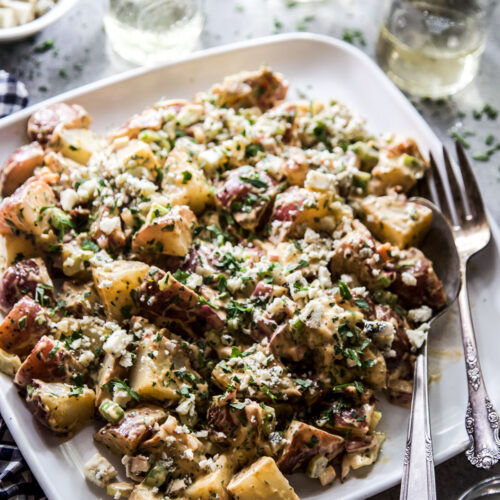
[
  {"left": 0, "top": 417, "right": 46, "bottom": 500},
  {"left": 0, "top": 70, "right": 29, "bottom": 118}
]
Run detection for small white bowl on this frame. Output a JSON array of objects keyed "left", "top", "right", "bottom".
[{"left": 0, "top": 0, "right": 79, "bottom": 43}]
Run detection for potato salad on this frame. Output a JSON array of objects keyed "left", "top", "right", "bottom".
[
  {"left": 0, "top": 67, "right": 446, "bottom": 499},
  {"left": 0, "top": 0, "right": 57, "bottom": 28}
]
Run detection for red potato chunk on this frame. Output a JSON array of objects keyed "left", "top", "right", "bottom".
[
  {"left": 269, "top": 323, "right": 307, "bottom": 362},
  {"left": 270, "top": 186, "right": 335, "bottom": 242},
  {"left": 94, "top": 352, "right": 128, "bottom": 407},
  {"left": 0, "top": 178, "right": 57, "bottom": 239},
  {"left": 14, "top": 336, "right": 84, "bottom": 390},
  {"left": 109, "top": 99, "right": 187, "bottom": 139},
  {"left": 131, "top": 205, "right": 196, "bottom": 257},
  {"left": 94, "top": 406, "right": 167, "bottom": 456},
  {"left": 27, "top": 103, "right": 91, "bottom": 145},
  {"left": 207, "top": 393, "right": 275, "bottom": 450},
  {"left": 139, "top": 415, "right": 204, "bottom": 478},
  {"left": 0, "top": 258, "right": 54, "bottom": 314},
  {"left": 26, "top": 379, "right": 95, "bottom": 435},
  {"left": 0, "top": 142, "right": 44, "bottom": 196},
  {"left": 282, "top": 148, "right": 308, "bottom": 185},
  {"left": 387, "top": 247, "right": 446, "bottom": 310},
  {"left": 136, "top": 267, "right": 224, "bottom": 331},
  {"left": 217, "top": 167, "right": 276, "bottom": 231},
  {"left": 91, "top": 209, "right": 127, "bottom": 251},
  {"left": 345, "top": 435, "right": 378, "bottom": 453},
  {"left": 330, "top": 220, "right": 385, "bottom": 289},
  {"left": 277, "top": 421, "right": 344, "bottom": 473},
  {"left": 207, "top": 66, "right": 288, "bottom": 111},
  {"left": 0, "top": 297, "right": 50, "bottom": 356},
  {"left": 328, "top": 403, "right": 375, "bottom": 437},
  {"left": 109, "top": 107, "right": 163, "bottom": 140}
]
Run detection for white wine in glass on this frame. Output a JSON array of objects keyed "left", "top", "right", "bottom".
[
  {"left": 376, "top": 0, "right": 496, "bottom": 98},
  {"left": 104, "top": 0, "right": 204, "bottom": 66}
]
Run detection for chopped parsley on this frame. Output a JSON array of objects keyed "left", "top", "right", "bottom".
[
  {"left": 342, "top": 29, "right": 366, "bottom": 46},
  {"left": 81, "top": 239, "right": 99, "bottom": 252},
  {"left": 354, "top": 298, "right": 370, "bottom": 309},
  {"left": 244, "top": 143, "right": 264, "bottom": 158},
  {"left": 181, "top": 170, "right": 193, "bottom": 184},
  {"left": 107, "top": 378, "right": 140, "bottom": 402},
  {"left": 18, "top": 315, "right": 27, "bottom": 330},
  {"left": 338, "top": 280, "right": 352, "bottom": 300},
  {"left": 240, "top": 175, "right": 268, "bottom": 190},
  {"left": 34, "top": 39, "right": 55, "bottom": 53}
]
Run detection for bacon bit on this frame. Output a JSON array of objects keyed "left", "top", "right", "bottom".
[
  {"left": 377, "top": 242, "right": 392, "bottom": 262},
  {"left": 36, "top": 169, "right": 60, "bottom": 185},
  {"left": 386, "top": 138, "right": 418, "bottom": 158}
]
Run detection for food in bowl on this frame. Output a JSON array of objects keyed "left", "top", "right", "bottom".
[
  {"left": 0, "top": 0, "right": 58, "bottom": 28},
  {"left": 0, "top": 67, "right": 445, "bottom": 498}
]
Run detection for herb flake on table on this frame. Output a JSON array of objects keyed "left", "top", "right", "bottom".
[
  {"left": 450, "top": 131, "right": 470, "bottom": 148},
  {"left": 342, "top": 29, "right": 366, "bottom": 47},
  {"left": 273, "top": 18, "right": 283, "bottom": 33},
  {"left": 473, "top": 104, "right": 498, "bottom": 121},
  {"left": 472, "top": 143, "right": 500, "bottom": 162},
  {"left": 33, "top": 39, "right": 55, "bottom": 53}
]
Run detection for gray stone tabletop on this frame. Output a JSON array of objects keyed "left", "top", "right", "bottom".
[{"left": 1, "top": 0, "right": 499, "bottom": 498}]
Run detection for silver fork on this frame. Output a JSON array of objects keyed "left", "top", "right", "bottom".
[{"left": 429, "top": 142, "right": 500, "bottom": 469}]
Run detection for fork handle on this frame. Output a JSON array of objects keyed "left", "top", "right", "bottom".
[
  {"left": 459, "top": 262, "right": 500, "bottom": 468},
  {"left": 400, "top": 342, "right": 436, "bottom": 500}
]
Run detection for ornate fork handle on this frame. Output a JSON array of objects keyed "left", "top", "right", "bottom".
[
  {"left": 400, "top": 342, "right": 436, "bottom": 500},
  {"left": 460, "top": 261, "right": 500, "bottom": 469}
]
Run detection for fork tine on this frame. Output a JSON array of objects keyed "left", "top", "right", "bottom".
[
  {"left": 419, "top": 166, "right": 433, "bottom": 200},
  {"left": 455, "top": 141, "right": 486, "bottom": 223},
  {"left": 442, "top": 146, "right": 466, "bottom": 223},
  {"left": 429, "top": 152, "right": 453, "bottom": 223}
]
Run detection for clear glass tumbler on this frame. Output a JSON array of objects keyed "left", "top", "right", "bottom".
[
  {"left": 104, "top": 0, "right": 204, "bottom": 66},
  {"left": 376, "top": 0, "right": 497, "bottom": 98}
]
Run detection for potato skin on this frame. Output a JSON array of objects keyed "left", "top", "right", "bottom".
[
  {"left": 94, "top": 406, "right": 167, "bottom": 456},
  {"left": 277, "top": 420, "right": 344, "bottom": 474},
  {"left": 109, "top": 105, "right": 168, "bottom": 140},
  {"left": 131, "top": 205, "right": 196, "bottom": 257},
  {"left": 27, "top": 103, "right": 91, "bottom": 145},
  {"left": 0, "top": 258, "right": 54, "bottom": 314},
  {"left": 270, "top": 186, "right": 335, "bottom": 242},
  {"left": 14, "top": 336, "right": 84, "bottom": 390},
  {"left": 209, "top": 67, "right": 288, "bottom": 111},
  {"left": 387, "top": 247, "right": 446, "bottom": 310},
  {"left": 0, "top": 179, "right": 57, "bottom": 245},
  {"left": 26, "top": 379, "right": 95, "bottom": 435},
  {"left": 135, "top": 267, "right": 224, "bottom": 331},
  {"left": 0, "top": 296, "right": 50, "bottom": 356},
  {"left": 0, "top": 142, "right": 44, "bottom": 197}
]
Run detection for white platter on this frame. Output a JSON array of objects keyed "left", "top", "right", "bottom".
[
  {"left": 0, "top": 0, "right": 79, "bottom": 43},
  {"left": 1, "top": 33, "right": 499, "bottom": 500}
]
